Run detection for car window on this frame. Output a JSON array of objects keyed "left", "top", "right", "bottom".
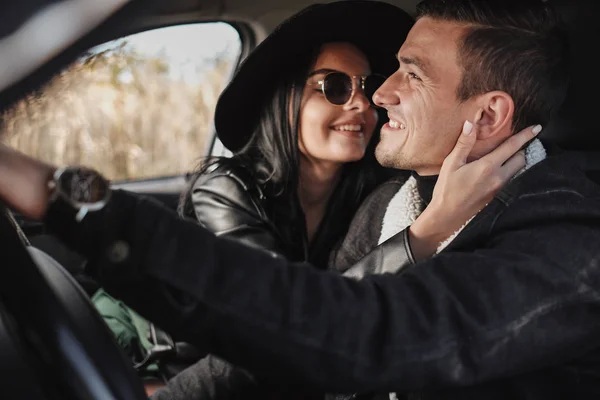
[{"left": 0, "top": 22, "right": 241, "bottom": 181}]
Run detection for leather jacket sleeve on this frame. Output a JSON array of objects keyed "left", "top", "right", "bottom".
[
  {"left": 188, "top": 166, "right": 282, "bottom": 254},
  {"left": 46, "top": 181, "right": 600, "bottom": 393},
  {"left": 328, "top": 175, "right": 415, "bottom": 281},
  {"left": 342, "top": 228, "right": 415, "bottom": 279},
  {"left": 330, "top": 177, "right": 406, "bottom": 273}
]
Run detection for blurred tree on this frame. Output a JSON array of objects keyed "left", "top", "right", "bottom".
[{"left": 0, "top": 33, "right": 237, "bottom": 181}]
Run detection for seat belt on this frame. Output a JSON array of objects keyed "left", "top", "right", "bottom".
[{"left": 4, "top": 209, "right": 30, "bottom": 246}]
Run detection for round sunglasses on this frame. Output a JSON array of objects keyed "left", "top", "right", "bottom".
[{"left": 309, "top": 71, "right": 387, "bottom": 106}]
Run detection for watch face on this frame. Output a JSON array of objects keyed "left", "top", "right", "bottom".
[{"left": 58, "top": 167, "right": 109, "bottom": 204}]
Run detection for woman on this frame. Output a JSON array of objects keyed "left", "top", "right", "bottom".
[
  {"left": 178, "top": 0, "right": 413, "bottom": 269},
  {"left": 87, "top": 1, "right": 412, "bottom": 396},
  {"left": 153, "top": 2, "right": 414, "bottom": 397}
]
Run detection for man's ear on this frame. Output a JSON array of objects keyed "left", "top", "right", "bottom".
[{"left": 475, "top": 91, "right": 514, "bottom": 140}]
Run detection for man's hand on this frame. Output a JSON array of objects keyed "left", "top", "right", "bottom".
[
  {"left": 0, "top": 144, "right": 56, "bottom": 220},
  {"left": 409, "top": 116, "right": 542, "bottom": 261}
]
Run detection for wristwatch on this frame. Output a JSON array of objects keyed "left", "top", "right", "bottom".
[{"left": 47, "top": 166, "right": 111, "bottom": 222}]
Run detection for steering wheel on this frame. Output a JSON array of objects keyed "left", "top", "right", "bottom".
[{"left": 0, "top": 208, "right": 148, "bottom": 399}]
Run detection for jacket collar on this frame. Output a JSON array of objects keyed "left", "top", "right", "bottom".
[{"left": 378, "top": 139, "right": 547, "bottom": 252}]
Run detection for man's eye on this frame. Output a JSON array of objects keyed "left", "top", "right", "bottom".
[{"left": 408, "top": 72, "right": 421, "bottom": 81}]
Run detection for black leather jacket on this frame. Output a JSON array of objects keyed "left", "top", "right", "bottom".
[
  {"left": 160, "top": 160, "right": 385, "bottom": 399},
  {"left": 179, "top": 160, "right": 362, "bottom": 267},
  {"left": 46, "top": 150, "right": 600, "bottom": 400},
  {"left": 181, "top": 163, "right": 282, "bottom": 254}
]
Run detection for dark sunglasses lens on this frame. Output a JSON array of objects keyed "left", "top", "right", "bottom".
[
  {"left": 323, "top": 73, "right": 352, "bottom": 105},
  {"left": 364, "top": 75, "right": 387, "bottom": 105}
]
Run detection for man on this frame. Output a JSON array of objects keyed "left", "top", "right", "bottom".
[
  {"left": 1, "top": 1, "right": 599, "bottom": 400},
  {"left": 332, "top": 0, "right": 573, "bottom": 270}
]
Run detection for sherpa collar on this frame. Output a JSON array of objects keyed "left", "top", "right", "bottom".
[{"left": 378, "top": 139, "right": 547, "bottom": 253}]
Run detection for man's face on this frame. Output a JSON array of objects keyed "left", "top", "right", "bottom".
[{"left": 373, "top": 17, "right": 476, "bottom": 175}]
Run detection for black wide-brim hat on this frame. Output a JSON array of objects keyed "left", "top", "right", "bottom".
[{"left": 214, "top": 0, "right": 414, "bottom": 152}]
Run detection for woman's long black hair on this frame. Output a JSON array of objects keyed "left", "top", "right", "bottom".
[{"left": 179, "top": 44, "right": 393, "bottom": 261}]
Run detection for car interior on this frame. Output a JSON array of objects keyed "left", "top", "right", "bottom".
[{"left": 0, "top": 0, "right": 599, "bottom": 398}]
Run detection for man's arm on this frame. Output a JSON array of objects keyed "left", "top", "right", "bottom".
[{"left": 45, "top": 188, "right": 600, "bottom": 393}]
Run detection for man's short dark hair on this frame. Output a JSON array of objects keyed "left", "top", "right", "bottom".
[{"left": 416, "top": 0, "right": 570, "bottom": 133}]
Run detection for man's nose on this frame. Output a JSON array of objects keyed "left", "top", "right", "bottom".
[{"left": 373, "top": 74, "right": 400, "bottom": 108}]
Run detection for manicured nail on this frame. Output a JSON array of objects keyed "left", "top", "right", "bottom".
[
  {"left": 532, "top": 125, "right": 542, "bottom": 135},
  {"left": 463, "top": 120, "right": 473, "bottom": 135}
]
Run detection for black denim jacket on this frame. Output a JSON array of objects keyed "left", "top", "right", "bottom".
[{"left": 46, "top": 150, "right": 600, "bottom": 400}]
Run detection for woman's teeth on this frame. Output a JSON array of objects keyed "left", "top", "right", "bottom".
[{"left": 333, "top": 124, "right": 362, "bottom": 132}]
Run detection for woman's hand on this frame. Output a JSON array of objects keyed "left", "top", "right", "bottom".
[
  {"left": 0, "top": 144, "right": 56, "bottom": 220},
  {"left": 408, "top": 117, "right": 542, "bottom": 261}
]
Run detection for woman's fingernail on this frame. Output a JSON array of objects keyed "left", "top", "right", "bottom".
[
  {"left": 463, "top": 120, "right": 473, "bottom": 135},
  {"left": 532, "top": 125, "right": 542, "bottom": 135}
]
